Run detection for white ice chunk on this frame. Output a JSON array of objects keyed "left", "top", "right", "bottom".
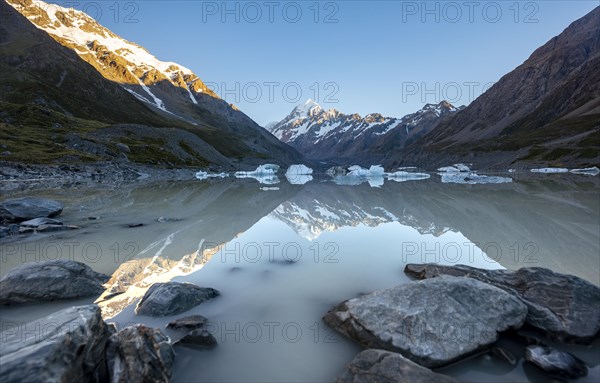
[
  {"left": 285, "top": 164, "right": 313, "bottom": 176},
  {"left": 260, "top": 187, "right": 280, "bottom": 191},
  {"left": 439, "top": 172, "right": 512, "bottom": 184},
  {"left": 286, "top": 174, "right": 313, "bottom": 185},
  {"left": 234, "top": 164, "right": 281, "bottom": 184},
  {"left": 438, "top": 164, "right": 470, "bottom": 173},
  {"left": 570, "top": 167, "right": 599, "bottom": 176},
  {"left": 332, "top": 165, "right": 385, "bottom": 187},
  {"left": 386, "top": 171, "right": 431, "bottom": 182},
  {"left": 195, "top": 171, "right": 229, "bottom": 180},
  {"left": 531, "top": 168, "right": 569, "bottom": 173}
]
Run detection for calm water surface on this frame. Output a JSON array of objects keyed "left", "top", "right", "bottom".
[{"left": 1, "top": 174, "right": 599, "bottom": 382}]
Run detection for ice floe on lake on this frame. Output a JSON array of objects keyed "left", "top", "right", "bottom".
[
  {"left": 437, "top": 163, "right": 471, "bottom": 173},
  {"left": 386, "top": 171, "right": 431, "bottom": 182},
  {"left": 570, "top": 167, "right": 600, "bottom": 175},
  {"left": 195, "top": 171, "right": 229, "bottom": 180},
  {"left": 285, "top": 164, "right": 314, "bottom": 185},
  {"left": 530, "top": 167, "right": 599, "bottom": 176},
  {"left": 332, "top": 165, "right": 385, "bottom": 188},
  {"left": 234, "top": 164, "right": 280, "bottom": 185},
  {"left": 531, "top": 168, "right": 569, "bottom": 174},
  {"left": 331, "top": 165, "right": 431, "bottom": 187},
  {"left": 438, "top": 164, "right": 512, "bottom": 184}
]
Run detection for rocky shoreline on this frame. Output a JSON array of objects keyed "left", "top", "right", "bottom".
[
  {"left": 324, "top": 264, "right": 599, "bottom": 382},
  {"left": 0, "top": 161, "right": 201, "bottom": 192},
  {"left": 1, "top": 258, "right": 597, "bottom": 382}
]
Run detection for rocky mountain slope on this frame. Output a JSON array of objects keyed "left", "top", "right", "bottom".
[
  {"left": 395, "top": 6, "right": 600, "bottom": 169},
  {"left": 1, "top": 0, "right": 303, "bottom": 167},
  {"left": 267, "top": 99, "right": 460, "bottom": 163}
]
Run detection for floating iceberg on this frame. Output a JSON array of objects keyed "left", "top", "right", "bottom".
[
  {"left": 195, "top": 171, "right": 229, "bottom": 180},
  {"left": 286, "top": 164, "right": 313, "bottom": 175},
  {"left": 285, "top": 164, "right": 314, "bottom": 185},
  {"left": 386, "top": 171, "right": 431, "bottom": 182},
  {"left": 333, "top": 165, "right": 385, "bottom": 188},
  {"left": 438, "top": 164, "right": 471, "bottom": 173},
  {"left": 508, "top": 169, "right": 516, "bottom": 173},
  {"left": 530, "top": 168, "right": 569, "bottom": 173},
  {"left": 570, "top": 167, "right": 599, "bottom": 176},
  {"left": 347, "top": 165, "right": 385, "bottom": 177},
  {"left": 234, "top": 164, "right": 280, "bottom": 185},
  {"left": 439, "top": 172, "right": 512, "bottom": 184},
  {"left": 260, "top": 187, "right": 280, "bottom": 191}
]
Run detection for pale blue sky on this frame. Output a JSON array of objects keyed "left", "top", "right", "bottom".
[{"left": 56, "top": 1, "right": 599, "bottom": 125}]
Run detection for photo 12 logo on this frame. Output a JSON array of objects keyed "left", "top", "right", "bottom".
[
  {"left": 205, "top": 81, "right": 340, "bottom": 105},
  {"left": 400, "top": 1, "right": 540, "bottom": 23},
  {"left": 200, "top": 1, "right": 340, "bottom": 23},
  {"left": 203, "top": 241, "right": 340, "bottom": 264},
  {"left": 401, "top": 81, "right": 495, "bottom": 104},
  {"left": 31, "top": 1, "right": 141, "bottom": 23}
]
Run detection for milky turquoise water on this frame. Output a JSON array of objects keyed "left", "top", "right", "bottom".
[{"left": 1, "top": 174, "right": 598, "bottom": 382}]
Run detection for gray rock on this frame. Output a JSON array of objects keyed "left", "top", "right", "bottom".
[
  {"left": 0, "top": 260, "right": 109, "bottom": 305},
  {"left": 106, "top": 324, "right": 174, "bottom": 383},
  {"left": 167, "top": 315, "right": 209, "bottom": 330},
  {"left": 178, "top": 329, "right": 217, "bottom": 347},
  {"left": 36, "top": 224, "right": 79, "bottom": 232},
  {"left": 405, "top": 264, "right": 600, "bottom": 344},
  {"left": 323, "top": 276, "right": 528, "bottom": 368},
  {"left": 0, "top": 198, "right": 63, "bottom": 222},
  {"left": 525, "top": 345, "right": 588, "bottom": 379},
  {"left": 135, "top": 282, "right": 220, "bottom": 317},
  {"left": 336, "top": 349, "right": 459, "bottom": 383},
  {"left": 115, "top": 143, "right": 131, "bottom": 153},
  {"left": 0, "top": 305, "right": 111, "bottom": 383},
  {"left": 20, "top": 217, "right": 63, "bottom": 227}
]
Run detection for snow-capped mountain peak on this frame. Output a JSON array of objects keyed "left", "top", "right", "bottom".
[
  {"left": 7, "top": 0, "right": 217, "bottom": 114},
  {"left": 292, "top": 99, "right": 323, "bottom": 118},
  {"left": 266, "top": 100, "right": 461, "bottom": 161}
]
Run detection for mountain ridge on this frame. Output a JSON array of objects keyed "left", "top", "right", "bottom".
[
  {"left": 394, "top": 6, "right": 600, "bottom": 169},
  {"left": 1, "top": 0, "right": 305, "bottom": 167},
  {"left": 267, "top": 99, "right": 460, "bottom": 164}
]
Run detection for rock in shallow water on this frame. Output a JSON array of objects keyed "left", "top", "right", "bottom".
[
  {"left": 404, "top": 264, "right": 600, "bottom": 344},
  {"left": 19, "top": 217, "right": 63, "bottom": 227},
  {"left": 167, "top": 315, "right": 209, "bottom": 330},
  {"left": 0, "top": 305, "right": 112, "bottom": 383},
  {"left": 0, "top": 260, "right": 110, "bottom": 305},
  {"left": 0, "top": 197, "right": 63, "bottom": 222},
  {"left": 525, "top": 345, "right": 588, "bottom": 379},
  {"left": 178, "top": 329, "right": 217, "bottom": 348},
  {"left": 324, "top": 276, "right": 528, "bottom": 368},
  {"left": 106, "top": 324, "right": 175, "bottom": 383},
  {"left": 135, "top": 282, "right": 220, "bottom": 317},
  {"left": 336, "top": 349, "right": 459, "bottom": 383}
]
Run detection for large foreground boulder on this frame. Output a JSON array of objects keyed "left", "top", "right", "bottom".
[
  {"left": 0, "top": 260, "right": 110, "bottom": 305},
  {"left": 106, "top": 325, "right": 175, "bottom": 383},
  {"left": 0, "top": 305, "right": 112, "bottom": 383},
  {"left": 324, "top": 276, "right": 527, "bottom": 368},
  {"left": 405, "top": 264, "right": 600, "bottom": 344},
  {"left": 135, "top": 282, "right": 220, "bottom": 317},
  {"left": 337, "top": 349, "right": 460, "bottom": 383},
  {"left": 0, "top": 198, "right": 63, "bottom": 222}
]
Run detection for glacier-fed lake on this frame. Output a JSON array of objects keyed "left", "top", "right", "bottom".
[{"left": 1, "top": 173, "right": 598, "bottom": 382}]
